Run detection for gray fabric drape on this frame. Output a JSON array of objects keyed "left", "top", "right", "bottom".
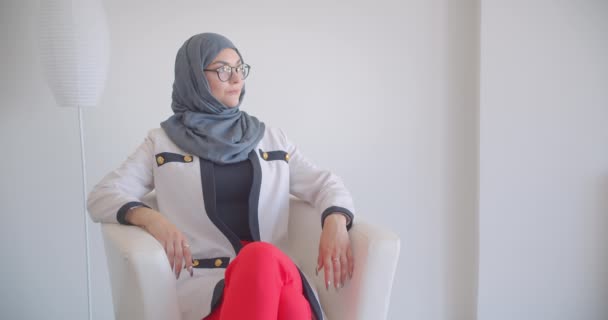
[{"left": 161, "top": 33, "right": 264, "bottom": 164}]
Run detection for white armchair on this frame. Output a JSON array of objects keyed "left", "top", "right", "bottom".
[{"left": 101, "top": 196, "right": 400, "bottom": 320}]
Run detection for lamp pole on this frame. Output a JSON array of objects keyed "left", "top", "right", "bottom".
[{"left": 78, "top": 106, "right": 92, "bottom": 320}]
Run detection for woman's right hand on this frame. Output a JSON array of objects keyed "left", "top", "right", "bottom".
[{"left": 125, "top": 207, "right": 193, "bottom": 279}]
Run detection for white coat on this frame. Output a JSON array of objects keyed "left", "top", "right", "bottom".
[{"left": 87, "top": 126, "right": 355, "bottom": 320}]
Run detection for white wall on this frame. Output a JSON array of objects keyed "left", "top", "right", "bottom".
[
  {"left": 478, "top": 1, "right": 608, "bottom": 320},
  {"left": 1, "top": 0, "right": 477, "bottom": 319},
  {"left": 0, "top": 1, "right": 89, "bottom": 319}
]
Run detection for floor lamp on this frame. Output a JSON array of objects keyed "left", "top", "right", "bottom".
[{"left": 37, "top": 1, "right": 110, "bottom": 319}]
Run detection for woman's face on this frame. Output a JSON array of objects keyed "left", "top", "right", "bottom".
[{"left": 204, "top": 48, "right": 245, "bottom": 108}]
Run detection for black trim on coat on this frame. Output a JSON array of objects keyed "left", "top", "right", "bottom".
[
  {"left": 199, "top": 159, "right": 243, "bottom": 254},
  {"left": 298, "top": 267, "right": 324, "bottom": 320},
  {"left": 191, "top": 257, "right": 230, "bottom": 269},
  {"left": 116, "top": 201, "right": 150, "bottom": 225},
  {"left": 154, "top": 152, "right": 194, "bottom": 167},
  {"left": 210, "top": 279, "right": 225, "bottom": 312},
  {"left": 248, "top": 150, "right": 262, "bottom": 241},
  {"left": 321, "top": 206, "right": 354, "bottom": 231},
  {"left": 258, "top": 149, "right": 290, "bottom": 163}
]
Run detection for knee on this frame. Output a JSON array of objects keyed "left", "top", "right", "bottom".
[
  {"left": 238, "top": 241, "right": 282, "bottom": 260},
  {"left": 228, "top": 242, "right": 299, "bottom": 284},
  {"left": 239, "top": 241, "right": 281, "bottom": 256}
]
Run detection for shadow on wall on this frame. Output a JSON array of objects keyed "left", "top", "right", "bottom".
[
  {"left": 442, "top": 1, "right": 480, "bottom": 320},
  {"left": 596, "top": 175, "right": 608, "bottom": 315}
]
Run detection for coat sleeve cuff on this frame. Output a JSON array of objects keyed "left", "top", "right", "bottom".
[
  {"left": 321, "top": 206, "right": 354, "bottom": 231},
  {"left": 116, "top": 201, "right": 150, "bottom": 225}
]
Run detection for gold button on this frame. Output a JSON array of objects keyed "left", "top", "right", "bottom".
[
  {"left": 184, "top": 155, "right": 193, "bottom": 162},
  {"left": 156, "top": 156, "right": 165, "bottom": 165},
  {"left": 285, "top": 153, "right": 290, "bottom": 161},
  {"left": 262, "top": 152, "right": 269, "bottom": 160},
  {"left": 192, "top": 259, "right": 199, "bottom": 267},
  {"left": 214, "top": 259, "right": 222, "bottom": 267}
]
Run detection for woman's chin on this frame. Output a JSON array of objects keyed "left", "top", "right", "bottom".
[{"left": 223, "top": 100, "right": 240, "bottom": 108}]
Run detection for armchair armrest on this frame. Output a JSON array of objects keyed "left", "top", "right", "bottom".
[
  {"left": 288, "top": 199, "right": 401, "bottom": 320},
  {"left": 331, "top": 222, "right": 400, "bottom": 320},
  {"left": 102, "top": 223, "right": 181, "bottom": 320}
]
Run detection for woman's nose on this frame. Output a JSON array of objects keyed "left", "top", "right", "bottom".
[{"left": 229, "top": 69, "right": 242, "bottom": 84}]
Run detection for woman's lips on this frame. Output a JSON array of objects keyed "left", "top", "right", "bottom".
[{"left": 227, "top": 89, "right": 240, "bottom": 95}]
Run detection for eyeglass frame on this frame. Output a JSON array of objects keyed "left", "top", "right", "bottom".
[{"left": 203, "top": 63, "right": 251, "bottom": 82}]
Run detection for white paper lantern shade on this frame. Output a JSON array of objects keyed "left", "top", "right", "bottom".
[{"left": 38, "top": 0, "right": 110, "bottom": 108}]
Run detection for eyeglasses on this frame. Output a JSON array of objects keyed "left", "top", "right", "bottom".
[{"left": 203, "top": 64, "right": 251, "bottom": 82}]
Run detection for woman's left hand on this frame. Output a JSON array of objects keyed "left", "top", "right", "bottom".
[{"left": 317, "top": 213, "right": 353, "bottom": 290}]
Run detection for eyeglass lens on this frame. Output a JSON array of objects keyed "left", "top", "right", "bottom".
[{"left": 218, "top": 65, "right": 250, "bottom": 81}]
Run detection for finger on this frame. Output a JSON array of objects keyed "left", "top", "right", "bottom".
[
  {"left": 340, "top": 255, "right": 348, "bottom": 286},
  {"left": 174, "top": 240, "right": 184, "bottom": 279},
  {"left": 347, "top": 246, "right": 354, "bottom": 279},
  {"left": 332, "top": 255, "right": 341, "bottom": 289},
  {"left": 165, "top": 240, "right": 175, "bottom": 270},
  {"left": 323, "top": 256, "right": 332, "bottom": 290},
  {"left": 182, "top": 241, "right": 193, "bottom": 277},
  {"left": 316, "top": 252, "right": 323, "bottom": 277}
]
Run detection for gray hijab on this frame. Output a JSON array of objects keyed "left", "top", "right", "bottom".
[{"left": 161, "top": 33, "right": 265, "bottom": 164}]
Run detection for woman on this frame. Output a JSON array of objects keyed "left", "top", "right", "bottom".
[{"left": 87, "top": 32, "right": 355, "bottom": 320}]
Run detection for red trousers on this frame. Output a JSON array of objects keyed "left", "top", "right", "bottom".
[{"left": 203, "top": 241, "right": 312, "bottom": 320}]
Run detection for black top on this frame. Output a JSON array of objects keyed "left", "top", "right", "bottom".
[{"left": 213, "top": 160, "right": 253, "bottom": 241}]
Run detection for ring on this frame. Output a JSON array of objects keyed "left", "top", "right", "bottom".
[{"left": 182, "top": 243, "right": 190, "bottom": 248}]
